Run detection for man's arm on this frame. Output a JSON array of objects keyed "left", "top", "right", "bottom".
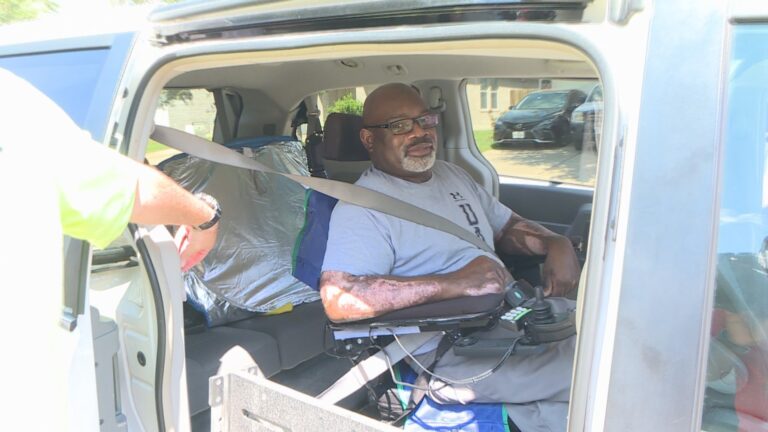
[
  {"left": 130, "top": 163, "right": 219, "bottom": 271},
  {"left": 494, "top": 212, "right": 579, "bottom": 297},
  {"left": 319, "top": 256, "right": 510, "bottom": 323}
]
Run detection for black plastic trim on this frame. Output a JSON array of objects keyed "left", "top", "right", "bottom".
[
  {"left": 158, "top": 4, "right": 586, "bottom": 45},
  {"left": 129, "top": 224, "right": 167, "bottom": 432}
]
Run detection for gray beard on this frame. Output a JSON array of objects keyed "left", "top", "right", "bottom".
[{"left": 402, "top": 151, "right": 436, "bottom": 172}]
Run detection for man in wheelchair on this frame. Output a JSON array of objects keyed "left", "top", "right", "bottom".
[{"left": 318, "top": 83, "right": 580, "bottom": 431}]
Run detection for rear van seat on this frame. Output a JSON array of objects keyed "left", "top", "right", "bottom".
[
  {"left": 320, "top": 113, "right": 371, "bottom": 183},
  {"left": 158, "top": 136, "right": 331, "bottom": 416},
  {"left": 169, "top": 116, "right": 375, "bottom": 418},
  {"left": 183, "top": 303, "right": 331, "bottom": 416}
]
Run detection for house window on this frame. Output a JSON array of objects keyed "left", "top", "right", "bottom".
[{"left": 480, "top": 79, "right": 498, "bottom": 110}]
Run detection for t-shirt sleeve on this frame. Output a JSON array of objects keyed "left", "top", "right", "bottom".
[
  {"left": 321, "top": 202, "right": 395, "bottom": 276},
  {"left": 57, "top": 138, "right": 138, "bottom": 249}
]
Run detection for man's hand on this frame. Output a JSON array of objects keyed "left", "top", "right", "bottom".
[
  {"left": 451, "top": 256, "right": 512, "bottom": 297},
  {"left": 174, "top": 223, "right": 219, "bottom": 272},
  {"left": 541, "top": 236, "right": 580, "bottom": 297}
]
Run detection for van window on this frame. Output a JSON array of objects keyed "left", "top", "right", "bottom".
[
  {"left": 149, "top": 88, "right": 216, "bottom": 164},
  {"left": 0, "top": 48, "right": 112, "bottom": 136},
  {"left": 702, "top": 24, "right": 768, "bottom": 431},
  {"left": 465, "top": 77, "right": 600, "bottom": 187}
]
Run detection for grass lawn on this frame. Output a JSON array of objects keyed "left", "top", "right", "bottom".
[
  {"left": 146, "top": 139, "right": 169, "bottom": 154},
  {"left": 473, "top": 129, "right": 494, "bottom": 154}
]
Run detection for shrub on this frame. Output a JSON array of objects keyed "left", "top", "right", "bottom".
[{"left": 328, "top": 94, "right": 363, "bottom": 115}]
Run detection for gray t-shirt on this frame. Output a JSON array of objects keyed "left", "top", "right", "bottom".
[{"left": 322, "top": 160, "right": 512, "bottom": 277}]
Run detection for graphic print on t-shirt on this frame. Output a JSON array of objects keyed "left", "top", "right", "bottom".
[{"left": 450, "top": 191, "right": 485, "bottom": 241}]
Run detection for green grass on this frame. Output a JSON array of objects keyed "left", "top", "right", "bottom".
[
  {"left": 473, "top": 129, "right": 494, "bottom": 154},
  {"left": 146, "top": 139, "right": 170, "bottom": 154}
]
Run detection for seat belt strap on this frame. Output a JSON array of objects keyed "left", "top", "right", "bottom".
[
  {"left": 150, "top": 125, "right": 494, "bottom": 254},
  {"left": 317, "top": 332, "right": 442, "bottom": 405}
]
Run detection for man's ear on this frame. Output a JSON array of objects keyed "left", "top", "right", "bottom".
[{"left": 360, "top": 128, "right": 375, "bottom": 153}]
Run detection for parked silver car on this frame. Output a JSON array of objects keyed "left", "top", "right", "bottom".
[{"left": 570, "top": 84, "right": 603, "bottom": 151}]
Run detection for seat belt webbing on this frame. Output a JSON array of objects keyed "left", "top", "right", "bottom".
[{"left": 150, "top": 125, "right": 493, "bottom": 254}]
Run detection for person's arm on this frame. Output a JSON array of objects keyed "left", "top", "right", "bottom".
[
  {"left": 319, "top": 256, "right": 510, "bottom": 323},
  {"left": 495, "top": 212, "right": 579, "bottom": 297},
  {"left": 130, "top": 163, "right": 220, "bottom": 271}
]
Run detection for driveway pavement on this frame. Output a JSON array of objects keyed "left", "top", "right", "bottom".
[{"left": 483, "top": 144, "right": 597, "bottom": 186}]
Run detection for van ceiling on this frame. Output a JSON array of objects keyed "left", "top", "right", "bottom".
[{"left": 167, "top": 53, "right": 595, "bottom": 111}]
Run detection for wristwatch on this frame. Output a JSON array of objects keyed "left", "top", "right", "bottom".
[{"left": 193, "top": 193, "right": 222, "bottom": 231}]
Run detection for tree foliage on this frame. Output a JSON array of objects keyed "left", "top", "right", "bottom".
[
  {"left": 328, "top": 93, "right": 363, "bottom": 116},
  {"left": 1, "top": 0, "right": 182, "bottom": 26},
  {"left": 159, "top": 89, "right": 194, "bottom": 108},
  {"left": 0, "top": 0, "right": 57, "bottom": 25}
]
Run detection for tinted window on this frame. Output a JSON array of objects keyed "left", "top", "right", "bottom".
[
  {"left": 0, "top": 49, "right": 110, "bottom": 129},
  {"left": 702, "top": 24, "right": 768, "bottom": 431}
]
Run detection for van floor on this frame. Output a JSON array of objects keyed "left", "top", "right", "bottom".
[{"left": 190, "top": 352, "right": 373, "bottom": 431}]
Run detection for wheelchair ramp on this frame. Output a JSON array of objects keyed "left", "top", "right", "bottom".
[{"left": 210, "top": 370, "right": 398, "bottom": 432}]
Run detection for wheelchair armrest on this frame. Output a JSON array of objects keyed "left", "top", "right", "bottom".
[{"left": 328, "top": 293, "right": 505, "bottom": 334}]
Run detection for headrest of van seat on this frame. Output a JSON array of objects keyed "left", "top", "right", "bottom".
[{"left": 322, "top": 113, "right": 370, "bottom": 162}]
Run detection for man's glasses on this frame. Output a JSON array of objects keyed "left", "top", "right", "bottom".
[{"left": 363, "top": 112, "right": 439, "bottom": 135}]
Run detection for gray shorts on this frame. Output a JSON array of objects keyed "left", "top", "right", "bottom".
[{"left": 409, "top": 326, "right": 576, "bottom": 431}]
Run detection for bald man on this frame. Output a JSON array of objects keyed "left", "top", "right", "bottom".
[
  {"left": 318, "top": 83, "right": 579, "bottom": 429},
  {"left": 320, "top": 83, "right": 579, "bottom": 322}
]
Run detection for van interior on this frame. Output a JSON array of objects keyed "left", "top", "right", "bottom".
[{"left": 90, "top": 38, "right": 600, "bottom": 431}]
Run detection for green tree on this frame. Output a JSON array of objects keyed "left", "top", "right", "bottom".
[
  {"left": 328, "top": 93, "right": 363, "bottom": 116},
  {"left": 159, "top": 89, "right": 194, "bottom": 108},
  {"left": 0, "top": 0, "right": 57, "bottom": 25}
]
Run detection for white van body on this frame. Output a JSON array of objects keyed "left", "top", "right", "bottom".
[{"left": 1, "top": 1, "right": 766, "bottom": 431}]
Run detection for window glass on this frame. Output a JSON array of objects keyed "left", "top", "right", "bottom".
[
  {"left": 466, "top": 78, "right": 600, "bottom": 187},
  {"left": 150, "top": 88, "right": 216, "bottom": 164},
  {"left": 702, "top": 24, "right": 768, "bottom": 431},
  {"left": 316, "top": 87, "right": 366, "bottom": 120},
  {"left": 0, "top": 48, "right": 110, "bottom": 132}
]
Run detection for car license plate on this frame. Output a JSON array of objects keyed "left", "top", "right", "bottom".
[{"left": 512, "top": 131, "right": 525, "bottom": 139}]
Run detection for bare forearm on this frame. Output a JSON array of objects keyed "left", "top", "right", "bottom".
[
  {"left": 130, "top": 164, "right": 214, "bottom": 227},
  {"left": 495, "top": 214, "right": 563, "bottom": 256},
  {"left": 320, "top": 256, "right": 509, "bottom": 322},
  {"left": 320, "top": 272, "right": 450, "bottom": 322}
]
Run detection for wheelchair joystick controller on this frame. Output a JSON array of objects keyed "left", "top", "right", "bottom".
[
  {"left": 500, "top": 283, "right": 576, "bottom": 345},
  {"left": 530, "top": 286, "right": 555, "bottom": 324},
  {"left": 453, "top": 282, "right": 577, "bottom": 358}
]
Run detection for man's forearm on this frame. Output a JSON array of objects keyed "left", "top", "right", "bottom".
[
  {"left": 320, "top": 272, "right": 449, "bottom": 322},
  {"left": 320, "top": 256, "right": 509, "bottom": 322},
  {"left": 495, "top": 214, "right": 564, "bottom": 256},
  {"left": 130, "top": 163, "right": 215, "bottom": 227}
]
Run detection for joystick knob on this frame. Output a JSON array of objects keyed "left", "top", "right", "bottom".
[{"left": 530, "top": 286, "right": 555, "bottom": 324}]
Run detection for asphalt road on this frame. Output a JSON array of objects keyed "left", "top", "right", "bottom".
[{"left": 483, "top": 144, "right": 598, "bottom": 186}]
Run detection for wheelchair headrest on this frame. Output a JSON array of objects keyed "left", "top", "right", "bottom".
[{"left": 323, "top": 112, "right": 370, "bottom": 162}]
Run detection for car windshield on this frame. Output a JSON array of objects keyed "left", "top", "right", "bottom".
[{"left": 515, "top": 92, "right": 567, "bottom": 110}]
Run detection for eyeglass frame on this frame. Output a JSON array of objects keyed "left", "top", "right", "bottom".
[{"left": 362, "top": 112, "right": 439, "bottom": 135}]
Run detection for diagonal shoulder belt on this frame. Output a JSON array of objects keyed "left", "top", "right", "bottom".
[{"left": 150, "top": 125, "right": 494, "bottom": 254}]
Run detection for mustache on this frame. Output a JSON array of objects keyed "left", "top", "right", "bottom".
[{"left": 404, "top": 136, "right": 435, "bottom": 151}]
